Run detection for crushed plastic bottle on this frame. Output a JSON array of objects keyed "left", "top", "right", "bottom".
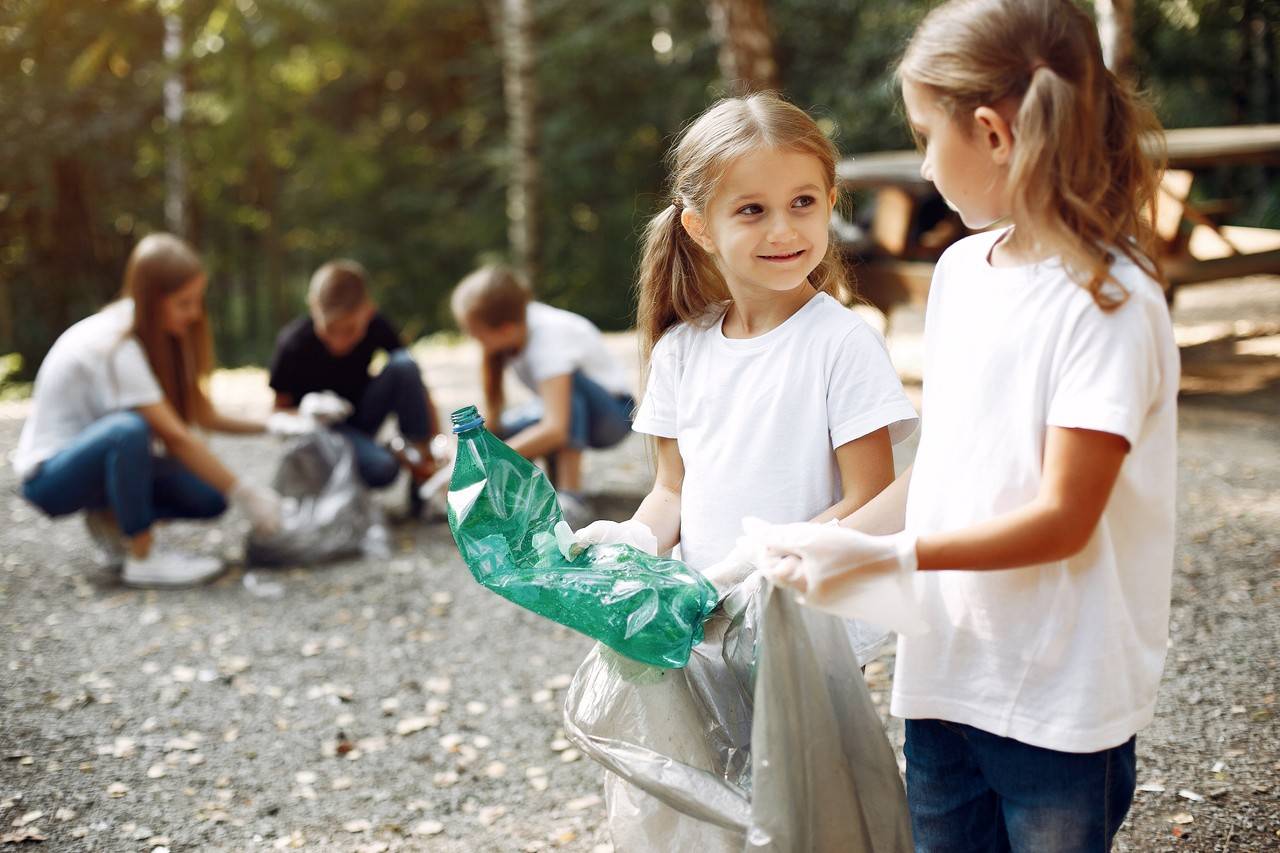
[{"left": 446, "top": 405, "right": 717, "bottom": 669}]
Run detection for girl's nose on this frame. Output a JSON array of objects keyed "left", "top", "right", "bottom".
[{"left": 767, "top": 213, "right": 798, "bottom": 242}]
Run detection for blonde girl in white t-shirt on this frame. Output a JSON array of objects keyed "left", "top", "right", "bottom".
[
  {"left": 755, "top": 1, "right": 1180, "bottom": 850},
  {"left": 573, "top": 92, "right": 918, "bottom": 848}
]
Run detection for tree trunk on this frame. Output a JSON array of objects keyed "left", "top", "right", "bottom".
[
  {"left": 706, "top": 0, "right": 779, "bottom": 93},
  {"left": 1093, "top": 0, "right": 1134, "bottom": 78},
  {"left": 499, "top": 0, "right": 540, "bottom": 287},
  {"left": 163, "top": 9, "right": 188, "bottom": 238}
]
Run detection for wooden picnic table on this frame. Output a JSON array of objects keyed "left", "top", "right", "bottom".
[{"left": 838, "top": 124, "right": 1280, "bottom": 315}]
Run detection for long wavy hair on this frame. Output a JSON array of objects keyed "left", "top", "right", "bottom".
[
  {"left": 898, "top": 0, "right": 1165, "bottom": 309},
  {"left": 636, "top": 92, "right": 851, "bottom": 367},
  {"left": 120, "top": 233, "right": 214, "bottom": 423}
]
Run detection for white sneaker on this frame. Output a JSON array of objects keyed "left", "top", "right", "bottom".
[
  {"left": 84, "top": 510, "right": 126, "bottom": 570},
  {"left": 122, "top": 549, "right": 225, "bottom": 589}
]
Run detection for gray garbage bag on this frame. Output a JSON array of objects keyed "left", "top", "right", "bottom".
[
  {"left": 247, "top": 430, "right": 390, "bottom": 566},
  {"left": 564, "top": 574, "right": 912, "bottom": 852}
]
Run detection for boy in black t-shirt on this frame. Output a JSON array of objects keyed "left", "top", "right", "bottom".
[{"left": 269, "top": 260, "right": 439, "bottom": 500}]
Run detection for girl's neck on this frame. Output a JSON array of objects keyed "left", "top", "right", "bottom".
[
  {"left": 988, "top": 225, "right": 1053, "bottom": 268},
  {"left": 721, "top": 279, "right": 817, "bottom": 339}
]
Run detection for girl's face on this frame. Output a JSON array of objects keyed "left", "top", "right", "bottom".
[
  {"left": 687, "top": 147, "right": 836, "bottom": 295},
  {"left": 464, "top": 317, "right": 527, "bottom": 360},
  {"left": 160, "top": 274, "right": 207, "bottom": 337},
  {"left": 902, "top": 78, "right": 1012, "bottom": 229}
]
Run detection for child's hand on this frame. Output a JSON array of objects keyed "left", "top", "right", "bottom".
[
  {"left": 700, "top": 540, "right": 759, "bottom": 595},
  {"left": 230, "top": 481, "right": 284, "bottom": 536},
  {"left": 747, "top": 518, "right": 917, "bottom": 593},
  {"left": 572, "top": 519, "right": 659, "bottom": 557},
  {"left": 746, "top": 519, "right": 928, "bottom": 635},
  {"left": 298, "top": 391, "right": 353, "bottom": 425}
]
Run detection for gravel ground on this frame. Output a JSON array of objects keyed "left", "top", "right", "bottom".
[{"left": 1, "top": 278, "right": 1277, "bottom": 852}]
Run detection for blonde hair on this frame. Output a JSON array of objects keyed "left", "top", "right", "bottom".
[
  {"left": 636, "top": 92, "right": 851, "bottom": 365},
  {"left": 121, "top": 233, "right": 214, "bottom": 424},
  {"left": 308, "top": 259, "right": 369, "bottom": 321},
  {"left": 898, "top": 0, "right": 1164, "bottom": 309},
  {"left": 450, "top": 265, "right": 533, "bottom": 424}
]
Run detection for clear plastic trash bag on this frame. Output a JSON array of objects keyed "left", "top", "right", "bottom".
[
  {"left": 564, "top": 573, "right": 913, "bottom": 852},
  {"left": 247, "top": 429, "right": 390, "bottom": 566}
]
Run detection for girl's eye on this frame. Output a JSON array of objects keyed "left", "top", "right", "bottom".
[
  {"left": 792, "top": 195, "right": 816, "bottom": 209},
  {"left": 736, "top": 203, "right": 763, "bottom": 216}
]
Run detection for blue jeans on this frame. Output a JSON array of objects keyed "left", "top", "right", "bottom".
[
  {"left": 21, "top": 411, "right": 227, "bottom": 537},
  {"left": 500, "top": 371, "right": 634, "bottom": 451},
  {"left": 904, "top": 719, "right": 1137, "bottom": 853},
  {"left": 335, "top": 349, "right": 434, "bottom": 489}
]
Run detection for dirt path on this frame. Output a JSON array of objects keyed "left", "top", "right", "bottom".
[{"left": 1, "top": 279, "right": 1277, "bottom": 851}]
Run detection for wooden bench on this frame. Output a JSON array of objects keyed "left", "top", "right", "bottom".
[{"left": 838, "top": 125, "right": 1280, "bottom": 317}]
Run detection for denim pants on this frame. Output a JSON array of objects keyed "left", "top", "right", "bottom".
[
  {"left": 334, "top": 349, "right": 434, "bottom": 489},
  {"left": 500, "top": 370, "right": 635, "bottom": 451},
  {"left": 21, "top": 411, "right": 227, "bottom": 537},
  {"left": 904, "top": 719, "right": 1137, "bottom": 853}
]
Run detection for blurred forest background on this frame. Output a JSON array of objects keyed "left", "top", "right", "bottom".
[{"left": 1, "top": 0, "right": 1278, "bottom": 380}]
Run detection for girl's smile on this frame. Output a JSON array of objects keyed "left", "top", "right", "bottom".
[{"left": 688, "top": 146, "right": 837, "bottom": 295}]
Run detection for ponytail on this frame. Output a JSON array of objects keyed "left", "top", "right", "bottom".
[
  {"left": 898, "top": 0, "right": 1165, "bottom": 311},
  {"left": 635, "top": 202, "right": 727, "bottom": 371}
]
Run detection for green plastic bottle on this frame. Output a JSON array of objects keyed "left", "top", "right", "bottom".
[{"left": 446, "top": 405, "right": 717, "bottom": 669}]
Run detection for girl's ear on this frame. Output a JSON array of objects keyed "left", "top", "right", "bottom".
[
  {"left": 827, "top": 185, "right": 838, "bottom": 212},
  {"left": 680, "top": 208, "right": 716, "bottom": 254},
  {"left": 973, "top": 105, "right": 1014, "bottom": 166}
]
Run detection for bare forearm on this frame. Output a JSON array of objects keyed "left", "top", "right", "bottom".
[
  {"left": 206, "top": 411, "right": 267, "bottom": 435},
  {"left": 915, "top": 499, "right": 1093, "bottom": 571},
  {"left": 508, "top": 422, "right": 568, "bottom": 460},
  {"left": 840, "top": 465, "right": 912, "bottom": 535},
  {"left": 167, "top": 435, "right": 238, "bottom": 494},
  {"left": 632, "top": 486, "right": 681, "bottom": 555}
]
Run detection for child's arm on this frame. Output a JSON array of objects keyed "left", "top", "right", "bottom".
[
  {"left": 810, "top": 427, "right": 894, "bottom": 523},
  {"left": 915, "top": 426, "right": 1127, "bottom": 570},
  {"left": 507, "top": 373, "right": 573, "bottom": 458},
  {"left": 839, "top": 465, "right": 912, "bottom": 535},
  {"left": 630, "top": 437, "right": 684, "bottom": 555}
]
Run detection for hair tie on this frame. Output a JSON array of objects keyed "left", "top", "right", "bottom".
[
  {"left": 671, "top": 198, "right": 684, "bottom": 210},
  {"left": 1029, "top": 60, "right": 1050, "bottom": 76}
]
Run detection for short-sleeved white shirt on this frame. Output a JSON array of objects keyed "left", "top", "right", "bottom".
[
  {"left": 14, "top": 300, "right": 164, "bottom": 480},
  {"left": 892, "top": 229, "right": 1180, "bottom": 753},
  {"left": 632, "top": 292, "right": 919, "bottom": 572},
  {"left": 510, "top": 302, "right": 631, "bottom": 398}
]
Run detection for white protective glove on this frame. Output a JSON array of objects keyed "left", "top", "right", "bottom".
[
  {"left": 743, "top": 517, "right": 929, "bottom": 636},
  {"left": 699, "top": 538, "right": 760, "bottom": 596},
  {"left": 298, "top": 391, "right": 353, "bottom": 425},
  {"left": 229, "top": 481, "right": 284, "bottom": 536},
  {"left": 562, "top": 519, "right": 659, "bottom": 560}
]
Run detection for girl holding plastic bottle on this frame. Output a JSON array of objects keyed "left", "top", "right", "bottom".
[
  {"left": 573, "top": 92, "right": 919, "bottom": 848},
  {"left": 15, "top": 234, "right": 282, "bottom": 588},
  {"left": 753, "top": 1, "right": 1179, "bottom": 849}
]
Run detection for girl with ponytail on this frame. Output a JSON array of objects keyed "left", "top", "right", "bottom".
[
  {"left": 570, "top": 92, "right": 919, "bottom": 846},
  {"left": 753, "top": 3, "right": 1180, "bottom": 849}
]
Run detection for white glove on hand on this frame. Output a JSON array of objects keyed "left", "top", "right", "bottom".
[
  {"left": 298, "top": 391, "right": 353, "bottom": 425},
  {"left": 265, "top": 411, "right": 315, "bottom": 436},
  {"left": 744, "top": 518, "right": 928, "bottom": 635},
  {"left": 571, "top": 519, "right": 659, "bottom": 558},
  {"left": 230, "top": 481, "right": 284, "bottom": 536},
  {"left": 700, "top": 539, "right": 760, "bottom": 596}
]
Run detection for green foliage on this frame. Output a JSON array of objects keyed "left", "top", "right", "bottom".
[{"left": 0, "top": 0, "right": 1277, "bottom": 378}]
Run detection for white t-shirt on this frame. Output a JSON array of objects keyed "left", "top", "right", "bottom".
[
  {"left": 13, "top": 300, "right": 164, "bottom": 480},
  {"left": 510, "top": 302, "right": 631, "bottom": 398},
  {"left": 632, "top": 292, "right": 919, "bottom": 572},
  {"left": 892, "top": 229, "right": 1180, "bottom": 753}
]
